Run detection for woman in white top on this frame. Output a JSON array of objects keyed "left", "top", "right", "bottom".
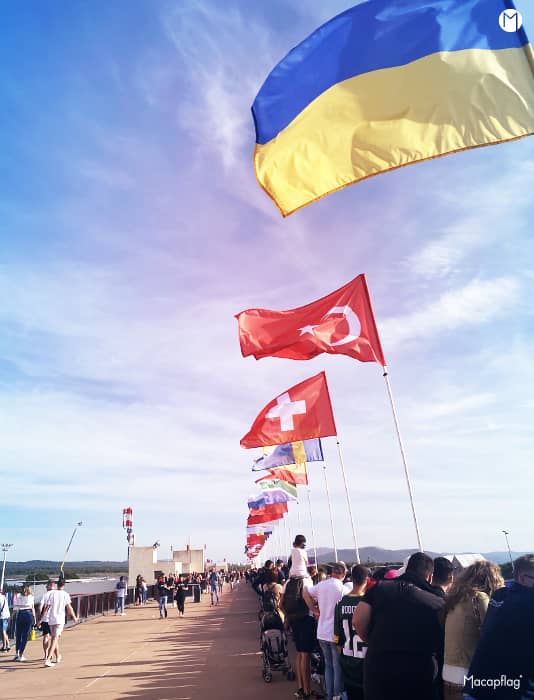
[
  {"left": 289, "top": 534, "right": 309, "bottom": 578},
  {"left": 0, "top": 590, "right": 11, "bottom": 651},
  {"left": 12, "top": 585, "right": 36, "bottom": 661}
]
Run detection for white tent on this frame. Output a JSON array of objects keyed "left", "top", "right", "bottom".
[{"left": 442, "top": 553, "right": 486, "bottom": 572}]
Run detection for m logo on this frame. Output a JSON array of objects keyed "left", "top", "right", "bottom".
[{"left": 499, "top": 10, "right": 523, "bottom": 32}]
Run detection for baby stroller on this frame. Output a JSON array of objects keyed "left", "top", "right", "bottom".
[
  {"left": 259, "top": 609, "right": 295, "bottom": 683},
  {"left": 310, "top": 641, "right": 326, "bottom": 696}
]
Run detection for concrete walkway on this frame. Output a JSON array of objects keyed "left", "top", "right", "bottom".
[{"left": 0, "top": 583, "right": 297, "bottom": 699}]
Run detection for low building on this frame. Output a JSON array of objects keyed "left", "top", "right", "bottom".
[{"left": 173, "top": 547, "right": 204, "bottom": 574}]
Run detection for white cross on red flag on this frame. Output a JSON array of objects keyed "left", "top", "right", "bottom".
[{"left": 240, "top": 371, "right": 337, "bottom": 449}]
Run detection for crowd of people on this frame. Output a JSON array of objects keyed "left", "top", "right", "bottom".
[
  {"left": 248, "top": 535, "right": 534, "bottom": 700},
  {"left": 154, "top": 569, "right": 242, "bottom": 618},
  {"left": 0, "top": 566, "right": 244, "bottom": 666}
]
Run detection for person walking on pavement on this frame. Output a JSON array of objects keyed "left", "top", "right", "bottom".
[
  {"left": 115, "top": 575, "right": 127, "bottom": 615},
  {"left": 38, "top": 579, "right": 56, "bottom": 660},
  {"left": 209, "top": 569, "right": 220, "bottom": 606},
  {"left": 175, "top": 576, "right": 188, "bottom": 617},
  {"left": 40, "top": 578, "right": 77, "bottom": 667},
  {"left": 157, "top": 576, "right": 170, "bottom": 618},
  {"left": 0, "top": 588, "right": 11, "bottom": 653},
  {"left": 12, "top": 585, "right": 36, "bottom": 661}
]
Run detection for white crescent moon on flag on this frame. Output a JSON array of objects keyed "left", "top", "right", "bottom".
[{"left": 323, "top": 305, "right": 361, "bottom": 346}]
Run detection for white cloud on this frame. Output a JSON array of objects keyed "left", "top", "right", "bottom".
[
  {"left": 407, "top": 156, "right": 534, "bottom": 279},
  {"left": 381, "top": 277, "right": 520, "bottom": 348}
]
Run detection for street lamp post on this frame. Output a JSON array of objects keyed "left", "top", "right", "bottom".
[
  {"left": 1, "top": 544, "right": 13, "bottom": 592},
  {"left": 60, "top": 522, "right": 83, "bottom": 577},
  {"left": 502, "top": 530, "right": 514, "bottom": 574}
]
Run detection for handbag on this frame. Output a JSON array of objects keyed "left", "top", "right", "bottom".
[{"left": 471, "top": 594, "right": 482, "bottom": 630}]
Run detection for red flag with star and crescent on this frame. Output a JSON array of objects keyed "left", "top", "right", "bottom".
[
  {"left": 236, "top": 273, "right": 386, "bottom": 366},
  {"left": 240, "top": 371, "right": 337, "bottom": 449}
]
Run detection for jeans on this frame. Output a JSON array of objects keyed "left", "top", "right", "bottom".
[
  {"left": 115, "top": 596, "right": 125, "bottom": 614},
  {"left": 210, "top": 587, "right": 219, "bottom": 604},
  {"left": 319, "top": 639, "right": 344, "bottom": 700},
  {"left": 159, "top": 595, "right": 168, "bottom": 617},
  {"left": 15, "top": 610, "right": 33, "bottom": 655}
]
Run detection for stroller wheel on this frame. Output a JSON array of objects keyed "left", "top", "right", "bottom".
[
  {"left": 286, "top": 670, "right": 296, "bottom": 681},
  {"left": 262, "top": 671, "right": 273, "bottom": 683}
]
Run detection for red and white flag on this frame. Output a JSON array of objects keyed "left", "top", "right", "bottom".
[
  {"left": 236, "top": 274, "right": 385, "bottom": 366},
  {"left": 247, "top": 511, "right": 286, "bottom": 525},
  {"left": 240, "top": 371, "right": 337, "bottom": 449}
]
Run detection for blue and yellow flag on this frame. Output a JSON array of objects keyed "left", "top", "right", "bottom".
[
  {"left": 252, "top": 439, "right": 323, "bottom": 471},
  {"left": 252, "top": 0, "right": 534, "bottom": 216}
]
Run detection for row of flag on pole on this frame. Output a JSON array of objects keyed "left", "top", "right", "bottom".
[
  {"left": 238, "top": 274, "right": 385, "bottom": 560},
  {"left": 239, "top": 0, "right": 534, "bottom": 558}
]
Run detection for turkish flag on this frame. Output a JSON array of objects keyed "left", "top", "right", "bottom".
[
  {"left": 236, "top": 274, "right": 386, "bottom": 366},
  {"left": 240, "top": 371, "right": 337, "bottom": 449}
]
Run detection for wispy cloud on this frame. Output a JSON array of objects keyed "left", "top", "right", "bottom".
[
  {"left": 407, "top": 156, "right": 534, "bottom": 279},
  {"left": 381, "top": 277, "right": 520, "bottom": 348}
]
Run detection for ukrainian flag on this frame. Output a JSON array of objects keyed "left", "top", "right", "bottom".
[{"left": 252, "top": 0, "right": 534, "bottom": 216}]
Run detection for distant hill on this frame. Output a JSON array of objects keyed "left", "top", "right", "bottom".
[
  {"left": 312, "top": 547, "right": 532, "bottom": 565},
  {"left": 5, "top": 560, "right": 128, "bottom": 577},
  {"left": 481, "top": 551, "right": 529, "bottom": 564},
  {"left": 314, "top": 547, "right": 440, "bottom": 565}
]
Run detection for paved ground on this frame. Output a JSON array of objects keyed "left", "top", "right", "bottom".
[{"left": 0, "top": 583, "right": 298, "bottom": 700}]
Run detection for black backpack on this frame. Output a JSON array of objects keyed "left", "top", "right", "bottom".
[
  {"left": 262, "top": 589, "right": 278, "bottom": 613},
  {"left": 283, "top": 577, "right": 309, "bottom": 623}
]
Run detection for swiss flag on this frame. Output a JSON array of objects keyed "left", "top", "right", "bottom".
[
  {"left": 240, "top": 371, "right": 337, "bottom": 449},
  {"left": 236, "top": 274, "right": 385, "bottom": 366}
]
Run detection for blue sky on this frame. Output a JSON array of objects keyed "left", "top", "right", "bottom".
[{"left": 1, "top": 0, "right": 533, "bottom": 565}]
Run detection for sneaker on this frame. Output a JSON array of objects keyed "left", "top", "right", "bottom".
[
  {"left": 56, "top": 655, "right": 62, "bottom": 664},
  {"left": 44, "top": 659, "right": 54, "bottom": 667},
  {"left": 13, "top": 654, "right": 20, "bottom": 661},
  {"left": 121, "top": 613, "right": 125, "bottom": 616},
  {"left": 18, "top": 656, "right": 26, "bottom": 662}
]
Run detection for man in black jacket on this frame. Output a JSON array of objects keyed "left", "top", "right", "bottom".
[
  {"left": 465, "top": 554, "right": 534, "bottom": 699},
  {"left": 353, "top": 552, "right": 444, "bottom": 700}
]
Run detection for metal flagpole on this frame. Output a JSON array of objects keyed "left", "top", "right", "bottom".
[
  {"left": 336, "top": 439, "right": 361, "bottom": 564},
  {"left": 383, "top": 368, "right": 424, "bottom": 551},
  {"left": 322, "top": 464, "right": 338, "bottom": 560},
  {"left": 306, "top": 487, "right": 318, "bottom": 567},
  {"left": 283, "top": 514, "right": 289, "bottom": 562},
  {"left": 296, "top": 499, "right": 302, "bottom": 531}
]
